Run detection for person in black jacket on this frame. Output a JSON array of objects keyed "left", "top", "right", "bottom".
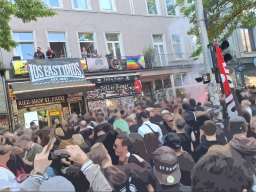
[
  {"left": 193, "top": 120, "right": 223, "bottom": 162},
  {"left": 34, "top": 47, "right": 45, "bottom": 59},
  {"left": 46, "top": 47, "right": 55, "bottom": 59}
]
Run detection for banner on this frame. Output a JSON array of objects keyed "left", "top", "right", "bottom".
[
  {"left": 126, "top": 56, "right": 145, "bottom": 70},
  {"left": 12, "top": 60, "right": 29, "bottom": 76},
  {"left": 28, "top": 58, "right": 85, "bottom": 85},
  {"left": 12, "top": 58, "right": 87, "bottom": 77},
  {"left": 87, "top": 75, "right": 139, "bottom": 84},
  {"left": 87, "top": 57, "right": 109, "bottom": 72},
  {"left": 86, "top": 82, "right": 135, "bottom": 99}
]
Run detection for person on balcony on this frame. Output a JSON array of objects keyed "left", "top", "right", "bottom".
[
  {"left": 81, "top": 47, "right": 88, "bottom": 58},
  {"left": 90, "top": 49, "right": 102, "bottom": 58},
  {"left": 34, "top": 47, "right": 45, "bottom": 59},
  {"left": 46, "top": 47, "right": 55, "bottom": 59}
]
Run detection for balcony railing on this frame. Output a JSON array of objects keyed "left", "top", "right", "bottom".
[{"left": 144, "top": 53, "right": 204, "bottom": 68}]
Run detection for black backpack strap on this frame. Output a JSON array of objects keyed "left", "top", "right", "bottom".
[{"left": 145, "top": 124, "right": 155, "bottom": 133}]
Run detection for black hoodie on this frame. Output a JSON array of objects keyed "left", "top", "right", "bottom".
[{"left": 193, "top": 140, "right": 221, "bottom": 162}]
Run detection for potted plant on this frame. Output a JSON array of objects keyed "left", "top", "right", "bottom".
[{"left": 143, "top": 45, "right": 155, "bottom": 65}]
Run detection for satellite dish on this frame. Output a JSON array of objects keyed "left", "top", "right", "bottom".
[
  {"left": 236, "top": 65, "right": 245, "bottom": 72},
  {"left": 254, "top": 58, "right": 256, "bottom": 66}
]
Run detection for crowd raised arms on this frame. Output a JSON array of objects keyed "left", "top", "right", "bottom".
[{"left": 1, "top": 88, "right": 256, "bottom": 192}]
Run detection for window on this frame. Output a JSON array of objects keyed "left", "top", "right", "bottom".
[
  {"left": 146, "top": 0, "right": 157, "bottom": 14},
  {"left": 100, "top": 0, "right": 116, "bottom": 11},
  {"left": 73, "top": 0, "right": 88, "bottom": 9},
  {"left": 191, "top": 35, "right": 198, "bottom": 52},
  {"left": 155, "top": 77, "right": 163, "bottom": 90},
  {"left": 105, "top": 33, "right": 123, "bottom": 58},
  {"left": 190, "top": 72, "right": 198, "bottom": 84},
  {"left": 173, "top": 74, "right": 182, "bottom": 87},
  {"left": 78, "top": 33, "right": 95, "bottom": 57},
  {"left": 44, "top": 0, "right": 60, "bottom": 7},
  {"left": 182, "top": 73, "right": 191, "bottom": 85},
  {"left": 47, "top": 32, "right": 67, "bottom": 58},
  {"left": 171, "top": 34, "right": 183, "bottom": 59},
  {"left": 166, "top": 0, "right": 176, "bottom": 15},
  {"left": 13, "top": 32, "right": 35, "bottom": 60},
  {"left": 240, "top": 28, "right": 256, "bottom": 52},
  {"left": 129, "top": 0, "right": 135, "bottom": 14},
  {"left": 163, "top": 76, "right": 172, "bottom": 88},
  {"left": 153, "top": 35, "right": 166, "bottom": 66}
]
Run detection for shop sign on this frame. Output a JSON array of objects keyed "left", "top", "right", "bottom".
[
  {"left": 17, "top": 96, "right": 66, "bottom": 109},
  {"left": 134, "top": 80, "right": 142, "bottom": 93},
  {"left": 67, "top": 93, "right": 83, "bottom": 97},
  {"left": 27, "top": 58, "right": 85, "bottom": 85},
  {"left": 50, "top": 111, "right": 60, "bottom": 116},
  {"left": 67, "top": 97, "right": 82, "bottom": 102},
  {"left": 86, "top": 82, "right": 135, "bottom": 99},
  {"left": 9, "top": 89, "right": 16, "bottom": 98},
  {"left": 88, "top": 75, "right": 140, "bottom": 84}
]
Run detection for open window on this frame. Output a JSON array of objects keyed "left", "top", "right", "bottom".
[
  {"left": 48, "top": 32, "right": 67, "bottom": 58},
  {"left": 78, "top": 33, "right": 95, "bottom": 57}
]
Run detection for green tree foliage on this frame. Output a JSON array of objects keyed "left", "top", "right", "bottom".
[
  {"left": 0, "top": 0, "right": 56, "bottom": 52},
  {"left": 175, "top": 0, "right": 256, "bottom": 58}
]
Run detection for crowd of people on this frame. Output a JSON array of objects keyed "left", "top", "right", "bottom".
[{"left": 1, "top": 87, "right": 256, "bottom": 191}]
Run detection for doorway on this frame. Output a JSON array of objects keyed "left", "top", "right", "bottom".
[
  {"left": 37, "top": 110, "right": 48, "bottom": 129},
  {"left": 49, "top": 42, "right": 67, "bottom": 58},
  {"left": 79, "top": 42, "right": 94, "bottom": 56},
  {"left": 69, "top": 102, "right": 81, "bottom": 116}
]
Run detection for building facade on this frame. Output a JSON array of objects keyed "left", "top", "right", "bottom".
[{"left": 1, "top": 0, "right": 207, "bottom": 129}]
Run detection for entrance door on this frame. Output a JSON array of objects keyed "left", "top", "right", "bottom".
[
  {"left": 48, "top": 109, "right": 62, "bottom": 128},
  {"left": 69, "top": 102, "right": 81, "bottom": 116},
  {"left": 37, "top": 110, "right": 48, "bottom": 129}
]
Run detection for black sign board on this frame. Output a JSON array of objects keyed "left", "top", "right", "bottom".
[
  {"left": 28, "top": 58, "right": 86, "bottom": 85},
  {"left": 17, "top": 96, "right": 66, "bottom": 109},
  {"left": 86, "top": 82, "right": 135, "bottom": 99},
  {"left": 87, "top": 75, "right": 139, "bottom": 84}
]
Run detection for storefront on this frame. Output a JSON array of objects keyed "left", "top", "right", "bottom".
[
  {"left": 84, "top": 73, "right": 141, "bottom": 112},
  {"left": 8, "top": 58, "right": 94, "bottom": 129}
]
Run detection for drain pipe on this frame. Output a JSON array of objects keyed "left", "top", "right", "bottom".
[{"left": 2, "top": 75, "right": 11, "bottom": 130}]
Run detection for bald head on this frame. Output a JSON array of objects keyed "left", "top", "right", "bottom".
[{"left": 79, "top": 120, "right": 87, "bottom": 129}]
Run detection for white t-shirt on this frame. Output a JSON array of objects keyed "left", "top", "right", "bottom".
[{"left": 0, "top": 165, "right": 16, "bottom": 190}]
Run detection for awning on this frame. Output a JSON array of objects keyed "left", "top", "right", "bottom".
[{"left": 11, "top": 80, "right": 95, "bottom": 100}]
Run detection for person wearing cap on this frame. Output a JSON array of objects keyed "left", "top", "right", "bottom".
[
  {"left": 193, "top": 120, "right": 222, "bottom": 163},
  {"left": 161, "top": 110, "right": 176, "bottom": 135},
  {"left": 149, "top": 104, "right": 163, "bottom": 125},
  {"left": 152, "top": 146, "right": 187, "bottom": 192},
  {"left": 163, "top": 132, "right": 194, "bottom": 187},
  {"left": 138, "top": 110, "right": 163, "bottom": 161}
]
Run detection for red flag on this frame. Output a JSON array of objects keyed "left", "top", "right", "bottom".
[{"left": 215, "top": 41, "right": 234, "bottom": 104}]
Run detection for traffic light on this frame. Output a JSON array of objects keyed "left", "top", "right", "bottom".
[
  {"left": 208, "top": 40, "right": 232, "bottom": 84},
  {"left": 219, "top": 40, "right": 232, "bottom": 63}
]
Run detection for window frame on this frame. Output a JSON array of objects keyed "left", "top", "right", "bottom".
[
  {"left": 104, "top": 32, "right": 125, "bottom": 58},
  {"left": 12, "top": 30, "right": 37, "bottom": 60},
  {"left": 164, "top": 0, "right": 177, "bottom": 16},
  {"left": 152, "top": 34, "right": 168, "bottom": 66},
  {"left": 190, "top": 35, "right": 198, "bottom": 53},
  {"left": 71, "top": 0, "right": 92, "bottom": 10},
  {"left": 170, "top": 34, "right": 185, "bottom": 60},
  {"left": 76, "top": 31, "right": 98, "bottom": 57},
  {"left": 98, "top": 0, "right": 117, "bottom": 12},
  {"left": 129, "top": 0, "right": 135, "bottom": 14},
  {"left": 43, "top": 0, "right": 63, "bottom": 8},
  {"left": 145, "top": 0, "right": 161, "bottom": 15}
]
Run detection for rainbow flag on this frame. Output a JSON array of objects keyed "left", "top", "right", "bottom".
[{"left": 126, "top": 56, "right": 145, "bottom": 69}]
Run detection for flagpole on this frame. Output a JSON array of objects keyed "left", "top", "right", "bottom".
[{"left": 195, "top": 0, "right": 212, "bottom": 75}]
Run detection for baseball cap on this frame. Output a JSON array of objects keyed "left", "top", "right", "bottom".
[
  {"left": 152, "top": 146, "right": 181, "bottom": 185},
  {"left": 140, "top": 111, "right": 150, "bottom": 118},
  {"left": 163, "top": 133, "right": 182, "bottom": 150},
  {"left": 146, "top": 107, "right": 154, "bottom": 112}
]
